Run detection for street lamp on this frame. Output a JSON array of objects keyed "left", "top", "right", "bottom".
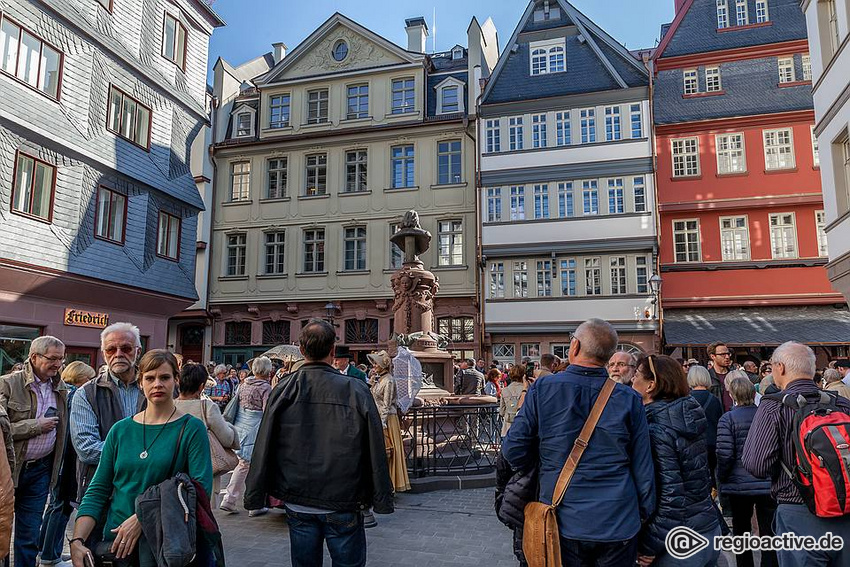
[
  {"left": 324, "top": 302, "right": 338, "bottom": 326},
  {"left": 649, "top": 273, "right": 663, "bottom": 296}
]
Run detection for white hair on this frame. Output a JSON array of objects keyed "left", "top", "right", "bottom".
[
  {"left": 772, "top": 341, "right": 816, "bottom": 379},
  {"left": 100, "top": 322, "right": 141, "bottom": 348},
  {"left": 213, "top": 364, "right": 227, "bottom": 376},
  {"left": 687, "top": 365, "right": 712, "bottom": 389},
  {"left": 823, "top": 368, "right": 842, "bottom": 384},
  {"left": 725, "top": 369, "right": 750, "bottom": 390},
  {"left": 29, "top": 336, "right": 65, "bottom": 357},
  {"left": 251, "top": 356, "right": 273, "bottom": 377}
]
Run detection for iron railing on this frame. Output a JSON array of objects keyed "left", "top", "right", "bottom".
[{"left": 402, "top": 404, "right": 502, "bottom": 477}]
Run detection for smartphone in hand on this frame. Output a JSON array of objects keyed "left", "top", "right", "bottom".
[{"left": 44, "top": 407, "right": 58, "bottom": 419}]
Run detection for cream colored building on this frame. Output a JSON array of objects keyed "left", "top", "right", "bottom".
[{"left": 208, "top": 13, "right": 498, "bottom": 365}]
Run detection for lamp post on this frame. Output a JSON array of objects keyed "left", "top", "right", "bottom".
[
  {"left": 324, "top": 302, "right": 338, "bottom": 326},
  {"left": 649, "top": 274, "right": 663, "bottom": 353}
]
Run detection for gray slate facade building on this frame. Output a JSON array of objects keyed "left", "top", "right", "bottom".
[{"left": 0, "top": 0, "right": 223, "bottom": 371}]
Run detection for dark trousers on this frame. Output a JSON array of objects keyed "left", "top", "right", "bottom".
[
  {"left": 37, "top": 486, "right": 71, "bottom": 563},
  {"left": 285, "top": 509, "right": 366, "bottom": 567},
  {"left": 12, "top": 457, "right": 52, "bottom": 567},
  {"left": 774, "top": 503, "right": 850, "bottom": 567},
  {"left": 729, "top": 494, "right": 777, "bottom": 567},
  {"left": 559, "top": 536, "right": 638, "bottom": 567}
]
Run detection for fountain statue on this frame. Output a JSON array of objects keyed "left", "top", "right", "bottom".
[{"left": 389, "top": 210, "right": 454, "bottom": 395}]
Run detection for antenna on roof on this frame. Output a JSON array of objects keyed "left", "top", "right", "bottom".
[{"left": 432, "top": 7, "right": 436, "bottom": 53}]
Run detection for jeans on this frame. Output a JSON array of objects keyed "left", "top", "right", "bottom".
[
  {"left": 13, "top": 457, "right": 52, "bottom": 567},
  {"left": 653, "top": 525, "right": 722, "bottom": 567},
  {"left": 37, "top": 486, "right": 72, "bottom": 563},
  {"left": 559, "top": 535, "right": 638, "bottom": 567},
  {"left": 285, "top": 509, "right": 366, "bottom": 567},
  {"left": 774, "top": 503, "right": 850, "bottom": 567},
  {"left": 729, "top": 494, "right": 777, "bottom": 567}
]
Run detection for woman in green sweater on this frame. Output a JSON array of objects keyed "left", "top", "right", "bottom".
[{"left": 69, "top": 350, "right": 213, "bottom": 567}]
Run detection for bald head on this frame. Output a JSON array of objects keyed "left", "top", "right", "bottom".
[{"left": 572, "top": 319, "right": 619, "bottom": 367}]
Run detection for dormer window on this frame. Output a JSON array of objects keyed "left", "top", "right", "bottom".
[
  {"left": 529, "top": 39, "right": 566, "bottom": 76},
  {"left": 232, "top": 104, "right": 256, "bottom": 138},
  {"left": 452, "top": 46, "right": 464, "bottom": 60},
  {"left": 435, "top": 77, "right": 465, "bottom": 115}
]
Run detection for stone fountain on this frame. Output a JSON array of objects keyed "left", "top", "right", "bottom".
[{"left": 389, "top": 210, "right": 454, "bottom": 397}]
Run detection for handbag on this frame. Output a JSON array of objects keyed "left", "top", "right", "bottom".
[
  {"left": 522, "top": 379, "right": 616, "bottom": 567},
  {"left": 221, "top": 390, "right": 240, "bottom": 424},
  {"left": 201, "top": 401, "right": 239, "bottom": 476}
]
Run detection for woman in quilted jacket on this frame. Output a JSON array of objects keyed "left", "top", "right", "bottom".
[
  {"left": 632, "top": 354, "right": 720, "bottom": 567},
  {"left": 716, "top": 376, "right": 777, "bottom": 567}
]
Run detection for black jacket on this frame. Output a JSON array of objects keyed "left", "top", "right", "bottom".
[
  {"left": 244, "top": 362, "right": 393, "bottom": 514},
  {"left": 716, "top": 405, "right": 772, "bottom": 496},
  {"left": 494, "top": 450, "right": 536, "bottom": 530},
  {"left": 690, "top": 389, "right": 722, "bottom": 451},
  {"left": 640, "top": 396, "right": 719, "bottom": 557}
]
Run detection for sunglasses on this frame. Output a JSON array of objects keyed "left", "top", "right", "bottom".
[{"left": 104, "top": 345, "right": 135, "bottom": 355}]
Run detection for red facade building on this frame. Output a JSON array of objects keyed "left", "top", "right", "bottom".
[{"left": 653, "top": 0, "right": 850, "bottom": 364}]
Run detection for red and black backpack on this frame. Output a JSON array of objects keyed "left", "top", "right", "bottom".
[{"left": 765, "top": 390, "right": 850, "bottom": 517}]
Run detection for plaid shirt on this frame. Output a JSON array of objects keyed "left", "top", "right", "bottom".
[
  {"left": 204, "top": 379, "right": 233, "bottom": 403},
  {"left": 25, "top": 378, "right": 57, "bottom": 461}
]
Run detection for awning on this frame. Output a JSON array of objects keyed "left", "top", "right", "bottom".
[{"left": 664, "top": 306, "right": 850, "bottom": 346}]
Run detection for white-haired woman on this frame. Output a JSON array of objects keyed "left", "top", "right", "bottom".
[
  {"left": 367, "top": 351, "right": 410, "bottom": 493},
  {"left": 688, "top": 365, "right": 723, "bottom": 486},
  {"left": 219, "top": 356, "right": 272, "bottom": 517},
  {"left": 823, "top": 368, "right": 850, "bottom": 399}
]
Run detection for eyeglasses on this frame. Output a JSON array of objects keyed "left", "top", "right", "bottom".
[
  {"left": 715, "top": 351, "right": 733, "bottom": 357},
  {"left": 36, "top": 354, "right": 65, "bottom": 364},
  {"left": 104, "top": 345, "right": 136, "bottom": 355},
  {"left": 607, "top": 362, "right": 636, "bottom": 369}
]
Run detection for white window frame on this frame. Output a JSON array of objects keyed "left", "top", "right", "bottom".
[
  {"left": 719, "top": 215, "right": 750, "bottom": 261},
  {"left": 630, "top": 104, "right": 643, "bottom": 138},
  {"left": 391, "top": 77, "right": 416, "bottom": 114},
  {"left": 302, "top": 228, "right": 326, "bottom": 273},
  {"left": 225, "top": 232, "right": 246, "bottom": 276},
  {"left": 607, "top": 178, "right": 624, "bottom": 214},
  {"left": 778, "top": 57, "right": 795, "bottom": 84},
  {"left": 264, "top": 231, "right": 286, "bottom": 275},
  {"left": 610, "top": 257, "right": 627, "bottom": 295},
  {"left": 306, "top": 88, "right": 329, "bottom": 124},
  {"left": 802, "top": 53, "right": 812, "bottom": 81},
  {"left": 716, "top": 133, "right": 746, "bottom": 174},
  {"left": 683, "top": 69, "right": 698, "bottom": 95},
  {"left": 513, "top": 261, "right": 528, "bottom": 298},
  {"left": 717, "top": 0, "right": 729, "bottom": 28},
  {"left": 633, "top": 176, "right": 647, "bottom": 213},
  {"left": 533, "top": 184, "right": 549, "bottom": 219},
  {"left": 672, "top": 137, "right": 700, "bottom": 177},
  {"left": 344, "top": 149, "right": 368, "bottom": 193},
  {"left": 763, "top": 128, "right": 796, "bottom": 171},
  {"left": 560, "top": 258, "right": 577, "bottom": 297},
  {"left": 755, "top": 0, "right": 769, "bottom": 23},
  {"left": 343, "top": 226, "right": 367, "bottom": 271},
  {"left": 510, "top": 186, "right": 525, "bottom": 220},
  {"left": 584, "top": 257, "right": 602, "bottom": 296},
  {"left": 558, "top": 182, "right": 574, "bottom": 218},
  {"left": 435, "top": 77, "right": 465, "bottom": 115},
  {"left": 811, "top": 125, "right": 820, "bottom": 167},
  {"left": 705, "top": 66, "right": 722, "bottom": 92},
  {"left": 582, "top": 180, "right": 598, "bottom": 215},
  {"left": 604, "top": 106, "right": 621, "bottom": 141},
  {"left": 437, "top": 140, "right": 462, "bottom": 185},
  {"left": 580, "top": 108, "right": 596, "bottom": 143},
  {"left": 345, "top": 84, "right": 369, "bottom": 120},
  {"left": 489, "top": 262, "right": 505, "bottom": 298},
  {"left": 529, "top": 39, "right": 566, "bottom": 76},
  {"left": 438, "top": 219, "right": 463, "bottom": 266},
  {"left": 556, "top": 111, "right": 571, "bottom": 146},
  {"left": 636, "top": 257, "right": 649, "bottom": 294},
  {"left": 536, "top": 260, "right": 552, "bottom": 297},
  {"left": 509, "top": 116, "right": 524, "bottom": 150},
  {"left": 390, "top": 144, "right": 415, "bottom": 188},
  {"left": 485, "top": 119, "right": 501, "bottom": 153},
  {"left": 673, "top": 219, "right": 701, "bottom": 263},
  {"left": 230, "top": 161, "right": 251, "bottom": 202},
  {"left": 268, "top": 94, "right": 291, "bottom": 129},
  {"left": 735, "top": 0, "right": 749, "bottom": 27},
  {"left": 492, "top": 344, "right": 515, "bottom": 362},
  {"left": 487, "top": 188, "right": 502, "bottom": 222},
  {"left": 532, "top": 114, "right": 547, "bottom": 148},
  {"left": 304, "top": 153, "right": 327, "bottom": 196},
  {"left": 769, "top": 212, "right": 798, "bottom": 259},
  {"left": 816, "top": 210, "right": 828, "bottom": 257}
]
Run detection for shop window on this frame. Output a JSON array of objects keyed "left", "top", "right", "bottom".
[
  {"left": 437, "top": 317, "right": 475, "bottom": 343},
  {"left": 0, "top": 323, "right": 41, "bottom": 374}
]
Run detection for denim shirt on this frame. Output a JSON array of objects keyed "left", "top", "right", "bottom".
[{"left": 502, "top": 365, "right": 656, "bottom": 542}]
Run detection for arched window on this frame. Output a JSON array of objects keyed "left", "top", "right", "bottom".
[
  {"left": 531, "top": 48, "right": 548, "bottom": 75},
  {"left": 548, "top": 46, "right": 565, "bottom": 73},
  {"left": 617, "top": 343, "right": 644, "bottom": 356}
]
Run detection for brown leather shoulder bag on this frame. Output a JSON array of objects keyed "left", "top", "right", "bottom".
[{"left": 522, "top": 378, "right": 616, "bottom": 567}]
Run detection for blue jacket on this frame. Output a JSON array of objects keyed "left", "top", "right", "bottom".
[
  {"left": 640, "top": 396, "right": 719, "bottom": 556},
  {"left": 716, "top": 405, "right": 771, "bottom": 496},
  {"left": 502, "top": 365, "right": 655, "bottom": 542}
]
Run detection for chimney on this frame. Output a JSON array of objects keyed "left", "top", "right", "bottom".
[
  {"left": 272, "top": 42, "right": 287, "bottom": 64},
  {"left": 674, "top": 0, "right": 688, "bottom": 14},
  {"left": 405, "top": 17, "right": 428, "bottom": 53}
]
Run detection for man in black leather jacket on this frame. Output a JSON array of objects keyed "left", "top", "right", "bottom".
[{"left": 245, "top": 320, "right": 393, "bottom": 567}]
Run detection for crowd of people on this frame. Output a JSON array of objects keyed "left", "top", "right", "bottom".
[
  {"left": 3, "top": 315, "right": 850, "bottom": 566},
  {"left": 496, "top": 319, "right": 850, "bottom": 567},
  {"left": 0, "top": 319, "right": 408, "bottom": 567}
]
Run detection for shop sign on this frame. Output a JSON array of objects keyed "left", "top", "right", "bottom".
[{"left": 64, "top": 309, "right": 110, "bottom": 329}]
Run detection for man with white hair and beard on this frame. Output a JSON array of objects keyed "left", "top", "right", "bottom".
[
  {"left": 69, "top": 323, "right": 145, "bottom": 521},
  {"left": 607, "top": 351, "right": 637, "bottom": 386},
  {"left": 743, "top": 342, "right": 850, "bottom": 566}
]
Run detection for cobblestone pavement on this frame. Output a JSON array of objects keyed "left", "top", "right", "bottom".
[
  {"left": 214, "top": 488, "right": 516, "bottom": 567},
  {"left": 213, "top": 487, "right": 742, "bottom": 567}
]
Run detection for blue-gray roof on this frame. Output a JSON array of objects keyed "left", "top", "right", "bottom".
[
  {"left": 660, "top": 0, "right": 807, "bottom": 58},
  {"left": 427, "top": 72, "right": 468, "bottom": 117},
  {"left": 654, "top": 54, "right": 813, "bottom": 125},
  {"left": 483, "top": 1, "right": 647, "bottom": 106}
]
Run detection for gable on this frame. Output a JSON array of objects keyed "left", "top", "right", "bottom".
[
  {"left": 659, "top": 0, "right": 808, "bottom": 59},
  {"left": 257, "top": 14, "right": 423, "bottom": 85}
]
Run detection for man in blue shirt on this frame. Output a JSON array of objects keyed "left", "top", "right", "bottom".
[{"left": 502, "top": 318, "right": 655, "bottom": 566}]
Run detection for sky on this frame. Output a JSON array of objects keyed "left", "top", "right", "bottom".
[{"left": 207, "top": 0, "right": 675, "bottom": 74}]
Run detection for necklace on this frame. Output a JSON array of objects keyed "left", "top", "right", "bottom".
[{"left": 140, "top": 406, "right": 177, "bottom": 460}]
